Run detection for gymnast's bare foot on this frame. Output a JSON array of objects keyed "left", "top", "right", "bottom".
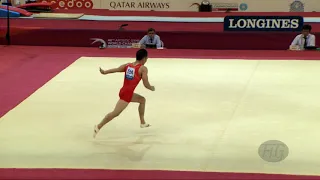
[{"left": 140, "top": 123, "right": 151, "bottom": 128}]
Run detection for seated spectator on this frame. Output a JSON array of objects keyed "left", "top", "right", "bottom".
[
  {"left": 139, "top": 28, "right": 162, "bottom": 49},
  {"left": 290, "top": 24, "right": 316, "bottom": 50}
]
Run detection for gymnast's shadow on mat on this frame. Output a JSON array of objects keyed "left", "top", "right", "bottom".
[{"left": 92, "top": 135, "right": 159, "bottom": 162}]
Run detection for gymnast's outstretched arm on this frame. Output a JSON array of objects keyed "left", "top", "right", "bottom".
[{"left": 99, "top": 64, "right": 127, "bottom": 75}]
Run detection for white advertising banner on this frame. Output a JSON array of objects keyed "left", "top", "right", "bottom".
[
  {"left": 41, "top": 0, "right": 320, "bottom": 12},
  {"left": 98, "top": 0, "right": 319, "bottom": 12},
  {"left": 99, "top": 0, "right": 246, "bottom": 11}
]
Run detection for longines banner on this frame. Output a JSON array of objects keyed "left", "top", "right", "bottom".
[
  {"left": 224, "top": 16, "right": 304, "bottom": 31},
  {"left": 41, "top": 0, "right": 320, "bottom": 12}
]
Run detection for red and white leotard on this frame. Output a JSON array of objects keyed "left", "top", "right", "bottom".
[{"left": 119, "top": 63, "right": 143, "bottom": 102}]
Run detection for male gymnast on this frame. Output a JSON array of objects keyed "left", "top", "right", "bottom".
[{"left": 94, "top": 49, "right": 155, "bottom": 138}]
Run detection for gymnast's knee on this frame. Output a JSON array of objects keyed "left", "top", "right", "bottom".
[{"left": 140, "top": 96, "right": 146, "bottom": 104}]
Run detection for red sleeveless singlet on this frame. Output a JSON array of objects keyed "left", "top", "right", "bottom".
[{"left": 119, "top": 63, "right": 143, "bottom": 102}]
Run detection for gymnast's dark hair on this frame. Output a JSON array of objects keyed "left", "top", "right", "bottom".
[{"left": 136, "top": 49, "right": 148, "bottom": 61}]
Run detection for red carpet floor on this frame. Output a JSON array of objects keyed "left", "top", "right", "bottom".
[
  {"left": 0, "top": 46, "right": 80, "bottom": 118},
  {"left": 1, "top": 46, "right": 320, "bottom": 180},
  {"left": 1, "top": 168, "right": 320, "bottom": 180}
]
